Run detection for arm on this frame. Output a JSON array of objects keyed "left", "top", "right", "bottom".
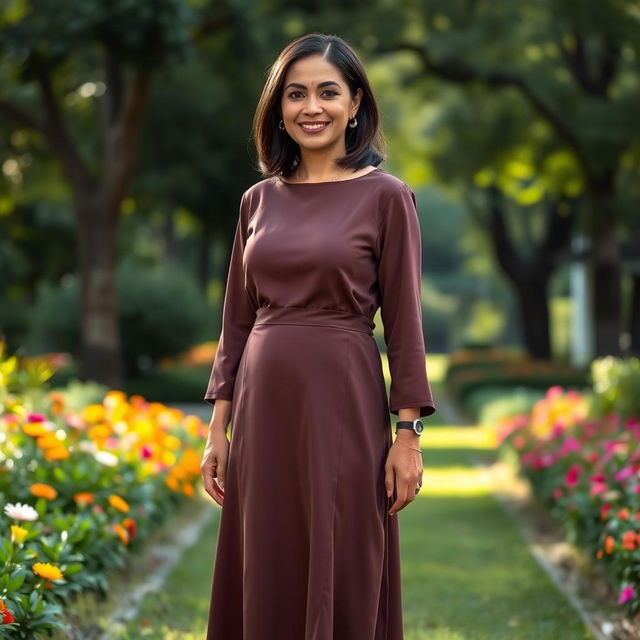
[
  {"left": 204, "top": 191, "right": 256, "bottom": 422},
  {"left": 377, "top": 183, "right": 436, "bottom": 419}
]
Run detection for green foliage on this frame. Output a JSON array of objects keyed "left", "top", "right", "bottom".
[
  {"left": 27, "top": 258, "right": 209, "bottom": 375},
  {"left": 590, "top": 356, "right": 640, "bottom": 420},
  {"left": 1, "top": 0, "right": 196, "bottom": 72},
  {"left": 466, "top": 386, "right": 546, "bottom": 425}
]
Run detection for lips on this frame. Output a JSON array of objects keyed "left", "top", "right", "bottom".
[{"left": 298, "top": 122, "right": 330, "bottom": 133}]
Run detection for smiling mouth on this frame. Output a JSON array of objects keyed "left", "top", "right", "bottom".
[{"left": 298, "top": 122, "right": 330, "bottom": 132}]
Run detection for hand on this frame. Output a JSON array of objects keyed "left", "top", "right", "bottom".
[
  {"left": 385, "top": 439, "right": 423, "bottom": 516},
  {"left": 200, "top": 427, "right": 230, "bottom": 507}
]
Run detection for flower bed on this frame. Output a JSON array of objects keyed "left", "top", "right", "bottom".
[
  {"left": 497, "top": 382, "right": 640, "bottom": 615},
  {"left": 0, "top": 344, "right": 208, "bottom": 638}
]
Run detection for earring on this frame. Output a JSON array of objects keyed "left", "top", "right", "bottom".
[
  {"left": 279, "top": 119, "right": 285, "bottom": 130},
  {"left": 348, "top": 116, "right": 358, "bottom": 128}
]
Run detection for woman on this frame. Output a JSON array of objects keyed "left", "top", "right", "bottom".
[{"left": 201, "top": 31, "right": 436, "bottom": 640}]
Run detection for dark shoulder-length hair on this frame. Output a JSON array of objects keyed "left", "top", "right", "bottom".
[{"left": 253, "top": 32, "right": 386, "bottom": 178}]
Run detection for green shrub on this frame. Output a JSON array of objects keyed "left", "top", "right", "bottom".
[{"left": 27, "top": 258, "right": 209, "bottom": 376}]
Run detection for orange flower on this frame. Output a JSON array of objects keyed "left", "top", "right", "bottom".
[
  {"left": 165, "top": 475, "right": 179, "bottom": 491},
  {"left": 596, "top": 549, "right": 603, "bottom": 559},
  {"left": 44, "top": 446, "right": 69, "bottom": 461},
  {"left": 108, "top": 494, "right": 130, "bottom": 513},
  {"left": 32, "top": 562, "right": 64, "bottom": 580},
  {"left": 182, "top": 482, "right": 195, "bottom": 497},
  {"left": 617, "top": 508, "right": 630, "bottom": 520},
  {"left": 73, "top": 492, "right": 94, "bottom": 505},
  {"left": 89, "top": 424, "right": 112, "bottom": 441},
  {"left": 30, "top": 483, "right": 58, "bottom": 500},
  {"left": 22, "top": 422, "right": 50, "bottom": 437},
  {"left": 113, "top": 523, "right": 129, "bottom": 545},
  {"left": 622, "top": 531, "right": 637, "bottom": 551},
  {"left": 122, "top": 517, "right": 137, "bottom": 540},
  {"left": 36, "top": 433, "right": 60, "bottom": 449},
  {"left": 0, "top": 598, "right": 14, "bottom": 624},
  {"left": 604, "top": 536, "right": 615, "bottom": 554}
]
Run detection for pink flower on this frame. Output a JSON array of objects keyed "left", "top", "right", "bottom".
[
  {"left": 26, "top": 413, "right": 46, "bottom": 423},
  {"left": 618, "top": 585, "right": 635, "bottom": 605},
  {"left": 615, "top": 467, "right": 635, "bottom": 483},
  {"left": 546, "top": 386, "right": 564, "bottom": 400},
  {"left": 141, "top": 445, "right": 153, "bottom": 459},
  {"left": 590, "top": 482, "right": 608, "bottom": 497},
  {"left": 590, "top": 474, "right": 607, "bottom": 483},
  {"left": 560, "top": 438, "right": 581, "bottom": 456},
  {"left": 552, "top": 488, "right": 563, "bottom": 500},
  {"left": 565, "top": 464, "right": 582, "bottom": 487}
]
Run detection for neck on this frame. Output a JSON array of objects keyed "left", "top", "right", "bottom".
[{"left": 296, "top": 147, "right": 349, "bottom": 181}]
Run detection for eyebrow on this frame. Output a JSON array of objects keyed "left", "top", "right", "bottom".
[{"left": 284, "top": 81, "right": 341, "bottom": 90}]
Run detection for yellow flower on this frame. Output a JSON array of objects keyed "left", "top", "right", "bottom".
[
  {"left": 30, "top": 483, "right": 58, "bottom": 500},
  {"left": 32, "top": 562, "right": 64, "bottom": 580},
  {"left": 82, "top": 404, "right": 106, "bottom": 423},
  {"left": 10, "top": 524, "right": 28, "bottom": 543},
  {"left": 108, "top": 494, "right": 130, "bottom": 512}
]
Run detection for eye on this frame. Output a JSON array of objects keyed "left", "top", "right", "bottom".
[{"left": 287, "top": 89, "right": 339, "bottom": 99}]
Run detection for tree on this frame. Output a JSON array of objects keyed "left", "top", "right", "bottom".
[
  {"left": 371, "top": 0, "right": 640, "bottom": 356},
  {"left": 0, "top": 0, "right": 197, "bottom": 386}
]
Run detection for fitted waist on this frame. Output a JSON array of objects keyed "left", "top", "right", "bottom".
[{"left": 253, "top": 306, "right": 374, "bottom": 335}]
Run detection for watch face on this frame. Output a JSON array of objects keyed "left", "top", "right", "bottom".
[{"left": 414, "top": 420, "right": 424, "bottom": 434}]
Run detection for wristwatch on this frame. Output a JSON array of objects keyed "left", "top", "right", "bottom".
[{"left": 395, "top": 419, "right": 424, "bottom": 435}]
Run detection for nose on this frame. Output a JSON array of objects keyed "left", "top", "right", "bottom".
[{"left": 302, "top": 94, "right": 323, "bottom": 115}]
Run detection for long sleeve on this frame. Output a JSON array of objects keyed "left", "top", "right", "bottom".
[
  {"left": 376, "top": 183, "right": 436, "bottom": 418},
  {"left": 204, "top": 191, "right": 256, "bottom": 406}
]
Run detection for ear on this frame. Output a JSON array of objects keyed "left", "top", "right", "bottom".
[{"left": 351, "top": 87, "right": 363, "bottom": 116}]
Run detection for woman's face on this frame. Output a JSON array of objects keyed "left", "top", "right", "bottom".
[{"left": 280, "top": 54, "right": 362, "bottom": 154}]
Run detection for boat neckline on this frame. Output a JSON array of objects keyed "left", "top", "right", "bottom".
[{"left": 275, "top": 166, "right": 384, "bottom": 186}]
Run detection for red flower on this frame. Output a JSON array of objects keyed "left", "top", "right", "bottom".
[{"left": 565, "top": 464, "right": 582, "bottom": 487}]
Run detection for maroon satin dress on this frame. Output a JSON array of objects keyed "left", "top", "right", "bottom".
[{"left": 204, "top": 166, "right": 436, "bottom": 640}]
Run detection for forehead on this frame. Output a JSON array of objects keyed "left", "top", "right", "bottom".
[{"left": 283, "top": 55, "right": 343, "bottom": 85}]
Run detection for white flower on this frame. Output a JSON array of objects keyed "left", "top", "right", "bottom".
[
  {"left": 4, "top": 502, "right": 39, "bottom": 521},
  {"left": 94, "top": 451, "right": 118, "bottom": 467}
]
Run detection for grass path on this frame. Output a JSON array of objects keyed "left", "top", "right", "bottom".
[{"left": 112, "top": 388, "right": 593, "bottom": 639}]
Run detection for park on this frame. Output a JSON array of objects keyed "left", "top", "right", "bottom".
[{"left": 1, "top": 1, "right": 639, "bottom": 638}]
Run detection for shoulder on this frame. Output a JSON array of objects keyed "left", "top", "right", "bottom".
[{"left": 373, "top": 170, "right": 417, "bottom": 225}]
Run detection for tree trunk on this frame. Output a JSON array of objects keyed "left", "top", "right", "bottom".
[
  {"left": 629, "top": 273, "right": 640, "bottom": 356},
  {"left": 589, "top": 179, "right": 622, "bottom": 356},
  {"left": 513, "top": 276, "right": 552, "bottom": 358},
  {"left": 75, "top": 189, "right": 123, "bottom": 387}
]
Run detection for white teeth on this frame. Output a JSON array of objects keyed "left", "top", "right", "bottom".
[{"left": 300, "top": 123, "right": 328, "bottom": 130}]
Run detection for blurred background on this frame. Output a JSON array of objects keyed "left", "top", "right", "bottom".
[
  {"left": 1, "top": 0, "right": 638, "bottom": 403},
  {"left": 1, "top": 1, "right": 640, "bottom": 638}
]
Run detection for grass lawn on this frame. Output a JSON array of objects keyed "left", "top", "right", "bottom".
[{"left": 113, "top": 411, "right": 593, "bottom": 639}]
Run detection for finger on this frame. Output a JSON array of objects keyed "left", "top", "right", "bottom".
[
  {"left": 385, "top": 465, "right": 395, "bottom": 499},
  {"left": 389, "top": 475, "right": 405, "bottom": 515},
  {"left": 217, "top": 462, "right": 227, "bottom": 491},
  {"left": 202, "top": 466, "right": 223, "bottom": 506},
  {"left": 390, "top": 477, "right": 411, "bottom": 515}
]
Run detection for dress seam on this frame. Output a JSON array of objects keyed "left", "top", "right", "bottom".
[
  {"left": 257, "top": 304, "right": 370, "bottom": 321},
  {"left": 254, "top": 320, "right": 371, "bottom": 335}
]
